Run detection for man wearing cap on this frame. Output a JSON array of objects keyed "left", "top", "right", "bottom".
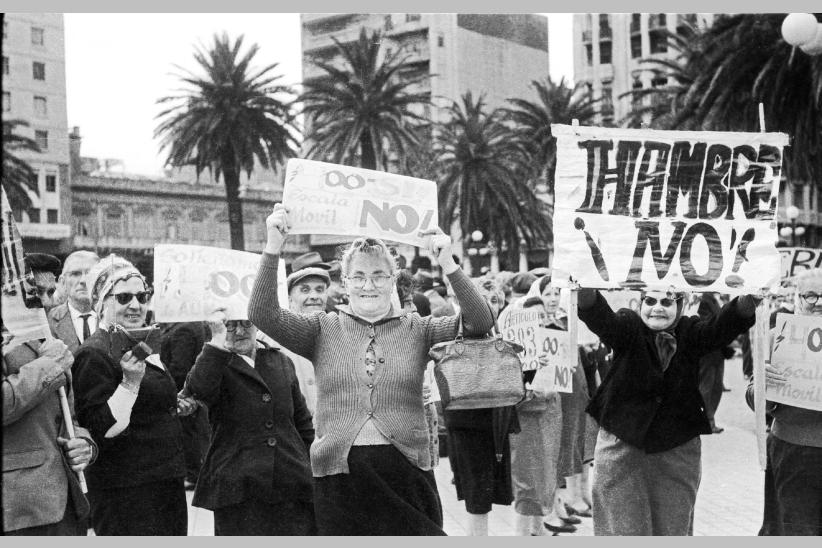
[
  {"left": 24, "top": 253, "right": 62, "bottom": 314},
  {"left": 279, "top": 257, "right": 332, "bottom": 418},
  {"left": 48, "top": 251, "right": 100, "bottom": 354}
]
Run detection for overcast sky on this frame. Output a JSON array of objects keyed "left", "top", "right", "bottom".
[{"left": 64, "top": 13, "right": 574, "bottom": 177}]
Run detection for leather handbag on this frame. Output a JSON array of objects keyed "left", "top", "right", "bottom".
[{"left": 428, "top": 313, "right": 526, "bottom": 410}]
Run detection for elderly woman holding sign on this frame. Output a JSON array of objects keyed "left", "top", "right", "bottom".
[
  {"left": 248, "top": 203, "right": 494, "bottom": 535},
  {"left": 578, "top": 286, "right": 758, "bottom": 535},
  {"left": 72, "top": 256, "right": 187, "bottom": 535},
  {"left": 746, "top": 268, "right": 822, "bottom": 535}
]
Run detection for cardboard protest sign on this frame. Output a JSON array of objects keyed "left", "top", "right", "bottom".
[
  {"left": 153, "top": 244, "right": 285, "bottom": 323},
  {"left": 540, "top": 326, "right": 573, "bottom": 393},
  {"left": 282, "top": 159, "right": 438, "bottom": 247},
  {"left": 1, "top": 188, "right": 52, "bottom": 348},
  {"left": 778, "top": 247, "right": 822, "bottom": 280},
  {"left": 767, "top": 313, "right": 822, "bottom": 412},
  {"left": 500, "top": 308, "right": 542, "bottom": 371},
  {"left": 551, "top": 125, "right": 787, "bottom": 293}
]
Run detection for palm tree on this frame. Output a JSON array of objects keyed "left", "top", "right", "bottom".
[
  {"left": 624, "top": 14, "right": 822, "bottom": 188},
  {"left": 2, "top": 119, "right": 41, "bottom": 212},
  {"left": 435, "top": 92, "right": 551, "bottom": 266},
  {"left": 504, "top": 76, "right": 599, "bottom": 194},
  {"left": 155, "top": 33, "right": 299, "bottom": 250},
  {"left": 299, "top": 28, "right": 431, "bottom": 171}
]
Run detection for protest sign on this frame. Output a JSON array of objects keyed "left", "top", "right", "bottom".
[
  {"left": 540, "top": 326, "right": 573, "bottom": 393},
  {"left": 767, "top": 313, "right": 822, "bottom": 412},
  {"left": 1, "top": 188, "right": 52, "bottom": 348},
  {"left": 153, "top": 244, "right": 285, "bottom": 323},
  {"left": 778, "top": 247, "right": 822, "bottom": 280},
  {"left": 500, "top": 308, "right": 542, "bottom": 371},
  {"left": 282, "top": 159, "right": 438, "bottom": 247},
  {"left": 551, "top": 125, "right": 788, "bottom": 293}
]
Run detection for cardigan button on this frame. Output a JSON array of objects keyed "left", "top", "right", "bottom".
[
  {"left": 366, "top": 411, "right": 373, "bottom": 417},
  {"left": 262, "top": 393, "right": 272, "bottom": 403},
  {"left": 266, "top": 437, "right": 277, "bottom": 447},
  {"left": 367, "top": 383, "right": 374, "bottom": 389},
  {"left": 378, "top": 357, "right": 385, "bottom": 364},
  {"left": 265, "top": 420, "right": 274, "bottom": 429}
]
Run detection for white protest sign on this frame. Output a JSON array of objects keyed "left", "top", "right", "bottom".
[
  {"left": 778, "top": 247, "right": 822, "bottom": 280},
  {"left": 153, "top": 244, "right": 284, "bottom": 323},
  {"left": 282, "top": 159, "right": 438, "bottom": 247},
  {"left": 1, "top": 188, "right": 51, "bottom": 348},
  {"left": 767, "top": 313, "right": 822, "bottom": 411},
  {"left": 500, "top": 308, "right": 542, "bottom": 371},
  {"left": 551, "top": 125, "right": 787, "bottom": 293},
  {"left": 540, "top": 326, "right": 573, "bottom": 393}
]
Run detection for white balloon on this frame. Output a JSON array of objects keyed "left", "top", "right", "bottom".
[
  {"left": 799, "top": 23, "right": 822, "bottom": 55},
  {"left": 781, "top": 13, "right": 818, "bottom": 46}
]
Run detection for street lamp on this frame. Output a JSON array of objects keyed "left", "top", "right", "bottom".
[{"left": 786, "top": 205, "right": 800, "bottom": 246}]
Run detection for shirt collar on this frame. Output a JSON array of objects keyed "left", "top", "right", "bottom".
[
  {"left": 335, "top": 303, "right": 405, "bottom": 324},
  {"left": 68, "top": 303, "right": 96, "bottom": 320}
]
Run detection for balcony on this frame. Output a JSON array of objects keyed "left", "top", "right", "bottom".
[{"left": 17, "top": 222, "right": 70, "bottom": 239}]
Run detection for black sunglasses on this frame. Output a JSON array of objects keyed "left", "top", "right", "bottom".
[
  {"left": 642, "top": 296, "right": 680, "bottom": 307},
  {"left": 799, "top": 292, "right": 820, "bottom": 304},
  {"left": 112, "top": 291, "right": 152, "bottom": 305}
]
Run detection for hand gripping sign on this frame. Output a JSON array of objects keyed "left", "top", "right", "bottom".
[
  {"left": 153, "top": 244, "right": 287, "bottom": 323},
  {"left": 551, "top": 125, "right": 788, "bottom": 294},
  {"left": 282, "top": 159, "right": 439, "bottom": 247}
]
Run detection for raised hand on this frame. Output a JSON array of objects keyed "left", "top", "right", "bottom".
[
  {"left": 265, "top": 203, "right": 291, "bottom": 255},
  {"left": 420, "top": 228, "right": 458, "bottom": 275},
  {"left": 206, "top": 307, "right": 228, "bottom": 349},
  {"left": 37, "top": 338, "right": 74, "bottom": 375},
  {"left": 119, "top": 350, "right": 145, "bottom": 393}
]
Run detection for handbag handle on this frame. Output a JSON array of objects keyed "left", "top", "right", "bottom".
[{"left": 455, "top": 301, "right": 504, "bottom": 350}]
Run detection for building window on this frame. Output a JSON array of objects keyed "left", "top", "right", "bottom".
[
  {"left": 2, "top": 56, "right": 8, "bottom": 75},
  {"left": 599, "top": 14, "right": 612, "bottom": 39},
  {"left": 34, "top": 96, "right": 47, "bottom": 117},
  {"left": 649, "top": 13, "right": 667, "bottom": 29},
  {"left": 631, "top": 13, "right": 641, "bottom": 33},
  {"left": 35, "top": 130, "right": 48, "bottom": 151},
  {"left": 45, "top": 173, "right": 56, "bottom": 192},
  {"left": 31, "top": 27, "right": 44, "bottom": 46},
  {"left": 651, "top": 76, "right": 669, "bottom": 88},
  {"left": 76, "top": 220, "right": 90, "bottom": 237},
  {"left": 3, "top": 20, "right": 8, "bottom": 40},
  {"left": 12, "top": 209, "right": 23, "bottom": 223},
  {"left": 406, "top": 13, "right": 421, "bottom": 23},
  {"left": 600, "top": 41, "right": 612, "bottom": 64},
  {"left": 601, "top": 83, "right": 614, "bottom": 121},
  {"left": 437, "top": 33, "right": 444, "bottom": 47},
  {"left": 650, "top": 30, "right": 668, "bottom": 54},
  {"left": 384, "top": 15, "right": 393, "bottom": 31},
  {"left": 46, "top": 209, "right": 58, "bottom": 223},
  {"left": 2, "top": 91, "right": 9, "bottom": 112},
  {"left": 585, "top": 44, "right": 593, "bottom": 66},
  {"left": 32, "top": 61, "right": 45, "bottom": 81},
  {"left": 28, "top": 208, "right": 41, "bottom": 224},
  {"left": 631, "top": 35, "right": 642, "bottom": 58}
]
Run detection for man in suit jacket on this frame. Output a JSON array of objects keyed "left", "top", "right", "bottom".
[
  {"left": 2, "top": 338, "right": 97, "bottom": 535},
  {"left": 48, "top": 251, "right": 99, "bottom": 354}
]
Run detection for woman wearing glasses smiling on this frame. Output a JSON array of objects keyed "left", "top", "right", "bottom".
[
  {"left": 577, "top": 286, "right": 759, "bottom": 535},
  {"left": 72, "top": 256, "right": 187, "bottom": 535},
  {"left": 248, "top": 204, "right": 495, "bottom": 535}
]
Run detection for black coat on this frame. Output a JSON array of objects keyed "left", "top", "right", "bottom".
[
  {"left": 72, "top": 329, "right": 186, "bottom": 491},
  {"left": 184, "top": 343, "right": 314, "bottom": 510},
  {"left": 581, "top": 292, "right": 755, "bottom": 453}
]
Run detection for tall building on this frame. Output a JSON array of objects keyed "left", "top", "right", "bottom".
[
  {"left": 300, "top": 13, "right": 551, "bottom": 266},
  {"left": 3, "top": 13, "right": 72, "bottom": 255},
  {"left": 572, "top": 13, "right": 714, "bottom": 125}
]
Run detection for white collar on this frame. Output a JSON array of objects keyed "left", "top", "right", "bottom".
[
  {"left": 238, "top": 354, "right": 255, "bottom": 368},
  {"left": 68, "top": 303, "right": 95, "bottom": 320}
]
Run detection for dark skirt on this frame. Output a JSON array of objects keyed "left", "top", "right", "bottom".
[
  {"left": 314, "top": 445, "right": 445, "bottom": 536},
  {"left": 214, "top": 499, "right": 316, "bottom": 536},
  {"left": 88, "top": 477, "right": 187, "bottom": 536},
  {"left": 447, "top": 427, "right": 514, "bottom": 514}
]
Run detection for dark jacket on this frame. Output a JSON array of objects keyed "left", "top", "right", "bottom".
[
  {"left": 160, "top": 322, "right": 209, "bottom": 391},
  {"left": 72, "top": 329, "right": 185, "bottom": 491},
  {"left": 581, "top": 292, "right": 755, "bottom": 453},
  {"left": 184, "top": 343, "right": 314, "bottom": 510}
]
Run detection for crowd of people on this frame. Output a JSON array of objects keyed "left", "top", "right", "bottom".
[{"left": 2, "top": 203, "right": 821, "bottom": 536}]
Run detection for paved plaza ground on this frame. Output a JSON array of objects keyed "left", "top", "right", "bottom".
[{"left": 186, "top": 356, "right": 765, "bottom": 536}]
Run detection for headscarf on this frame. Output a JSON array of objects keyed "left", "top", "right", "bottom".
[
  {"left": 87, "top": 255, "right": 147, "bottom": 325},
  {"left": 639, "top": 289, "right": 686, "bottom": 372}
]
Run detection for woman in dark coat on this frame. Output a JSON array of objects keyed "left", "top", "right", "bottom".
[
  {"left": 180, "top": 311, "right": 316, "bottom": 535},
  {"left": 72, "top": 257, "right": 187, "bottom": 535},
  {"left": 578, "top": 288, "right": 757, "bottom": 535}
]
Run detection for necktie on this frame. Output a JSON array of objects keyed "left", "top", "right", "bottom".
[{"left": 80, "top": 314, "right": 91, "bottom": 341}]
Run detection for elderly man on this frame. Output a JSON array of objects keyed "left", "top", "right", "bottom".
[
  {"left": 48, "top": 251, "right": 99, "bottom": 354},
  {"left": 24, "top": 253, "right": 62, "bottom": 314}
]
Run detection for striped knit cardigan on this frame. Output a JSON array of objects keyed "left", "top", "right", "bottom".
[{"left": 249, "top": 253, "right": 494, "bottom": 477}]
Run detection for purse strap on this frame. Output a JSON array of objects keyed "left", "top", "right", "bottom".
[{"left": 455, "top": 300, "right": 501, "bottom": 342}]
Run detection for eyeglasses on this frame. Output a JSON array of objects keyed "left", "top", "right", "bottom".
[
  {"left": 225, "top": 319, "right": 253, "bottom": 332},
  {"left": 642, "top": 296, "right": 680, "bottom": 307},
  {"left": 799, "top": 292, "right": 820, "bottom": 304},
  {"left": 112, "top": 291, "right": 152, "bottom": 305},
  {"left": 346, "top": 274, "right": 393, "bottom": 289}
]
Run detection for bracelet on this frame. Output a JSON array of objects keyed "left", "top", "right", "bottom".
[{"left": 120, "top": 381, "right": 140, "bottom": 395}]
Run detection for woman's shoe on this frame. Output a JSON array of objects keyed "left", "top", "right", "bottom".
[
  {"left": 565, "top": 502, "right": 593, "bottom": 518},
  {"left": 560, "top": 514, "right": 582, "bottom": 525},
  {"left": 544, "top": 522, "right": 577, "bottom": 534}
]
